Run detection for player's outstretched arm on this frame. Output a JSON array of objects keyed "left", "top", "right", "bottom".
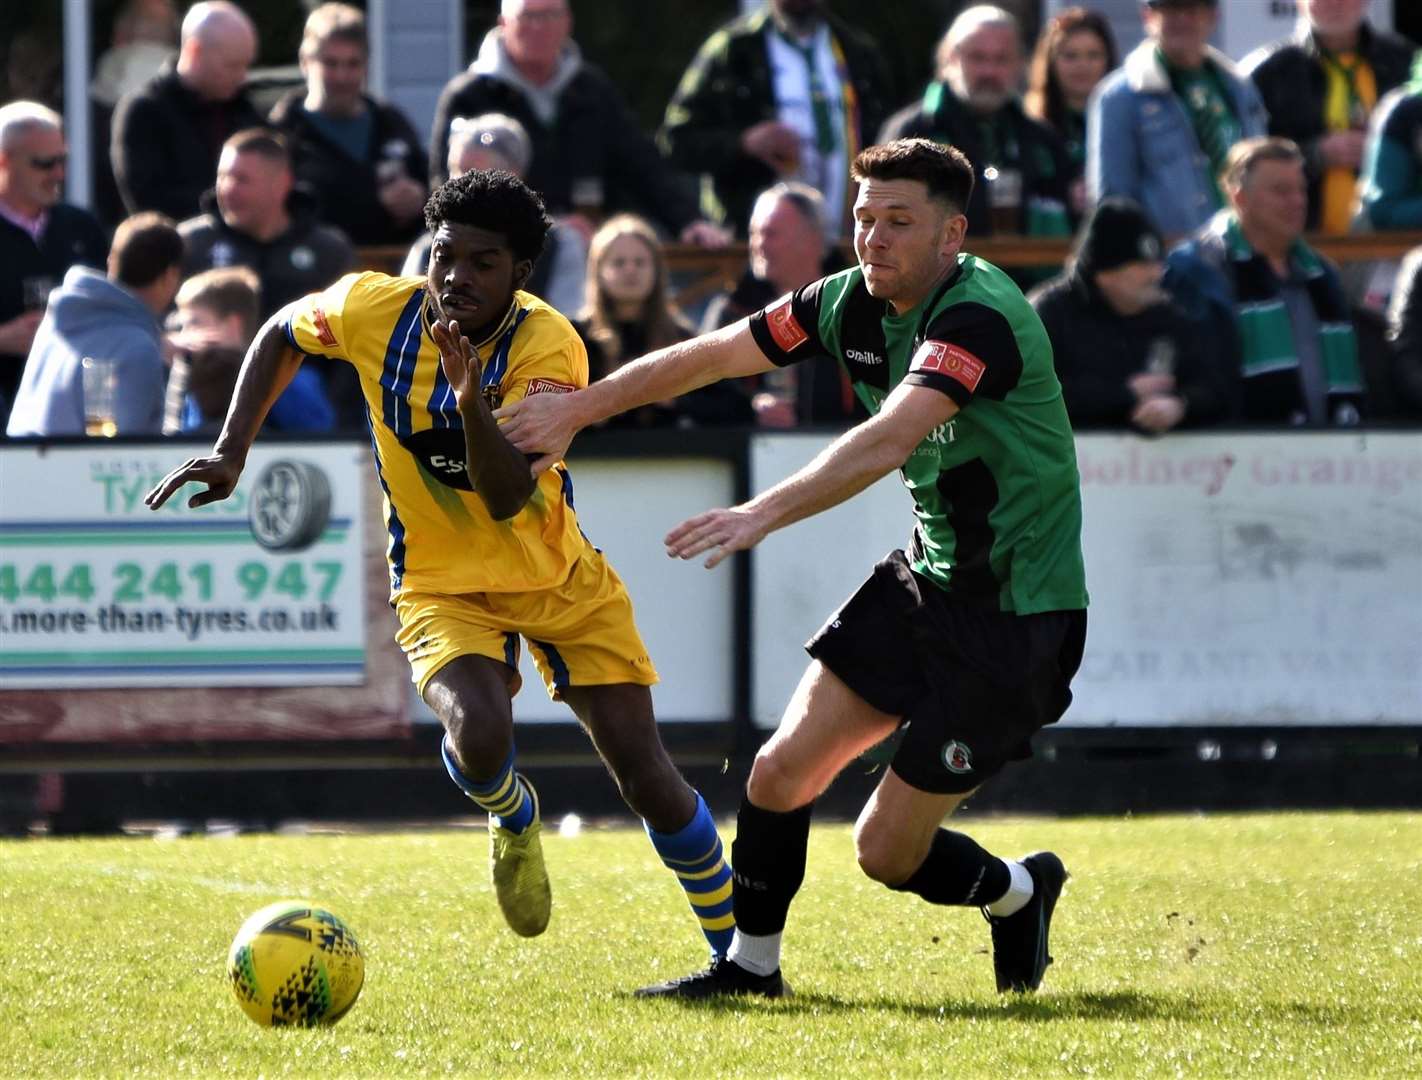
[
  {"left": 144, "top": 304, "right": 306, "bottom": 511},
  {"left": 666, "top": 383, "right": 959, "bottom": 568},
  {"left": 432, "top": 317, "right": 537, "bottom": 520},
  {"left": 495, "top": 319, "right": 774, "bottom": 472}
]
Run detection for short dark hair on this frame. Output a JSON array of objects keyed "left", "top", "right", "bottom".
[
  {"left": 423, "top": 169, "right": 551, "bottom": 264},
  {"left": 111, "top": 212, "right": 183, "bottom": 287},
  {"left": 852, "top": 138, "right": 975, "bottom": 215},
  {"left": 224, "top": 128, "right": 291, "bottom": 170}
]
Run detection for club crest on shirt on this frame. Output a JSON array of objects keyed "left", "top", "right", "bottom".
[
  {"left": 311, "top": 306, "right": 338, "bottom": 347},
  {"left": 912, "top": 340, "right": 986, "bottom": 393},
  {"left": 941, "top": 740, "right": 973, "bottom": 774},
  {"left": 482, "top": 385, "right": 503, "bottom": 410},
  {"left": 766, "top": 294, "right": 808, "bottom": 352}
]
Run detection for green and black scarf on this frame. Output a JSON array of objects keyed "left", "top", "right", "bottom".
[{"left": 1218, "top": 214, "right": 1363, "bottom": 423}]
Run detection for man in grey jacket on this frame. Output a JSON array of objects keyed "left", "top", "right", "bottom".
[
  {"left": 6, "top": 213, "right": 183, "bottom": 437},
  {"left": 1088, "top": 0, "right": 1267, "bottom": 243}
]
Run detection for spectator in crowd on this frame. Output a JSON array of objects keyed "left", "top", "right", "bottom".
[
  {"left": 0, "top": 102, "right": 109, "bottom": 432},
  {"left": 1384, "top": 245, "right": 1422, "bottom": 416},
  {"left": 1356, "top": 66, "right": 1422, "bottom": 230},
  {"left": 701, "top": 182, "right": 855, "bottom": 428},
  {"left": 179, "top": 129, "right": 350, "bottom": 428},
  {"left": 1165, "top": 137, "right": 1365, "bottom": 426},
  {"left": 658, "top": 0, "right": 893, "bottom": 240},
  {"left": 403, "top": 113, "right": 586, "bottom": 316},
  {"left": 1023, "top": 7, "right": 1117, "bottom": 217},
  {"left": 164, "top": 266, "right": 333, "bottom": 434},
  {"left": 269, "top": 3, "right": 429, "bottom": 247},
  {"left": 576, "top": 214, "right": 751, "bottom": 428},
  {"left": 1030, "top": 196, "right": 1230, "bottom": 432},
  {"left": 179, "top": 130, "right": 354, "bottom": 317},
  {"left": 6, "top": 213, "right": 182, "bottom": 438},
  {"left": 1245, "top": 0, "right": 1416, "bottom": 235},
  {"left": 93, "top": 0, "right": 180, "bottom": 109},
  {"left": 880, "top": 6, "right": 1074, "bottom": 243},
  {"left": 112, "top": 0, "right": 262, "bottom": 221},
  {"left": 91, "top": 0, "right": 181, "bottom": 226},
  {"left": 3, "top": 31, "right": 63, "bottom": 110},
  {"left": 429, "top": 0, "right": 726, "bottom": 247},
  {"left": 1089, "top": 0, "right": 1268, "bottom": 244}
]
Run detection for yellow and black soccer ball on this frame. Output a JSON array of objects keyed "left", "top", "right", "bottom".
[{"left": 226, "top": 901, "right": 365, "bottom": 1027}]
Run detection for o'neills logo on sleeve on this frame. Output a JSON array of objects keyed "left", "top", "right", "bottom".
[
  {"left": 912, "top": 340, "right": 986, "bottom": 393},
  {"left": 311, "top": 306, "right": 338, "bottom": 347},
  {"left": 766, "top": 295, "right": 809, "bottom": 352},
  {"left": 526, "top": 378, "right": 576, "bottom": 396}
]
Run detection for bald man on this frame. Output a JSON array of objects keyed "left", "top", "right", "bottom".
[
  {"left": 0, "top": 102, "right": 108, "bottom": 430},
  {"left": 112, "top": 0, "right": 264, "bottom": 220}
]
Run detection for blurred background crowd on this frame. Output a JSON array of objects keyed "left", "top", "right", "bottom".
[{"left": 3, "top": 0, "right": 1422, "bottom": 441}]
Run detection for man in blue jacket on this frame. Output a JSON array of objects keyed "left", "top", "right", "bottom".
[
  {"left": 6, "top": 213, "right": 183, "bottom": 438},
  {"left": 1088, "top": 0, "right": 1267, "bottom": 244}
]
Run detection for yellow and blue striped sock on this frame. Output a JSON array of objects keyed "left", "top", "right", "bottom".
[
  {"left": 646, "top": 793, "right": 735, "bottom": 958},
  {"left": 441, "top": 736, "right": 535, "bottom": 834}
]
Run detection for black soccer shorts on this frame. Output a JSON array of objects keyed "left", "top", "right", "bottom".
[{"left": 805, "top": 550, "right": 1087, "bottom": 795}]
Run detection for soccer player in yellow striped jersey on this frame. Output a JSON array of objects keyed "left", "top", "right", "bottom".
[{"left": 144, "top": 170, "right": 734, "bottom": 967}]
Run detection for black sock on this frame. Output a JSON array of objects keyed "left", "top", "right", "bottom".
[
  {"left": 729, "top": 796, "right": 813, "bottom": 936},
  {"left": 892, "top": 828, "right": 1010, "bottom": 906}
]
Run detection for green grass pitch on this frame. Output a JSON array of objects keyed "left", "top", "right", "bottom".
[{"left": 2, "top": 812, "right": 1420, "bottom": 1077}]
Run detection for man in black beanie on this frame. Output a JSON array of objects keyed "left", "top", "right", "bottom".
[{"left": 1028, "top": 196, "right": 1232, "bottom": 431}]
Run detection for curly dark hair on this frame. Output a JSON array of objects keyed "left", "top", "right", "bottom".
[{"left": 423, "top": 169, "right": 551, "bottom": 264}]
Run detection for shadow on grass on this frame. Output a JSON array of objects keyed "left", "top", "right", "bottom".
[
  {"left": 624, "top": 988, "right": 1189, "bottom": 1021},
  {"left": 628, "top": 990, "right": 1372, "bottom": 1026}
]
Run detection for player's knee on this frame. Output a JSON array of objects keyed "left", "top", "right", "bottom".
[
  {"left": 745, "top": 747, "right": 807, "bottom": 813},
  {"left": 853, "top": 818, "right": 915, "bottom": 886},
  {"left": 606, "top": 755, "right": 688, "bottom": 826},
  {"left": 443, "top": 708, "right": 511, "bottom": 778}
]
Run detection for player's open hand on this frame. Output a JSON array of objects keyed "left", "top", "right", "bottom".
[
  {"left": 494, "top": 392, "right": 583, "bottom": 476},
  {"left": 144, "top": 452, "right": 245, "bottom": 510},
  {"left": 431, "top": 318, "right": 483, "bottom": 407},
  {"left": 665, "top": 505, "right": 768, "bottom": 569}
]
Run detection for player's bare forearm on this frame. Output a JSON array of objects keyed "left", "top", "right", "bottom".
[
  {"left": 460, "top": 394, "right": 537, "bottom": 520},
  {"left": 753, "top": 413, "right": 913, "bottom": 533},
  {"left": 665, "top": 382, "right": 957, "bottom": 568},
  {"left": 665, "top": 413, "right": 921, "bottom": 568},
  {"left": 588, "top": 321, "right": 769, "bottom": 419},
  {"left": 212, "top": 307, "right": 307, "bottom": 465},
  {"left": 497, "top": 321, "right": 773, "bottom": 473}
]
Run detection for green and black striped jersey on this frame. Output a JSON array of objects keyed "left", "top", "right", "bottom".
[{"left": 748, "top": 255, "right": 1088, "bottom": 614}]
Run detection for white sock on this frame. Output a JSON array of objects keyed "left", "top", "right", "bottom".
[
  {"left": 984, "top": 859, "right": 1034, "bottom": 917},
  {"left": 727, "top": 929, "right": 782, "bottom": 976}
]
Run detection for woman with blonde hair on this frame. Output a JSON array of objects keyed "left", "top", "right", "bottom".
[{"left": 577, "top": 214, "right": 751, "bottom": 428}]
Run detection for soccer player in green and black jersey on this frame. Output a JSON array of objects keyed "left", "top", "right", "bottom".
[{"left": 498, "top": 138, "right": 1089, "bottom": 999}]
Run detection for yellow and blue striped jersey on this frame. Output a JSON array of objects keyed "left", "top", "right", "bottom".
[{"left": 284, "top": 271, "right": 590, "bottom": 598}]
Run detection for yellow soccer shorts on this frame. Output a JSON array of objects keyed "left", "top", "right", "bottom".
[{"left": 394, "top": 547, "right": 659, "bottom": 700}]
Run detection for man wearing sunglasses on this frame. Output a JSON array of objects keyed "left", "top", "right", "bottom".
[{"left": 0, "top": 101, "right": 108, "bottom": 434}]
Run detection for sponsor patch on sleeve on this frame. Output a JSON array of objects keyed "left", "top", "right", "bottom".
[
  {"left": 311, "top": 306, "right": 338, "bottom": 348},
  {"left": 911, "top": 339, "right": 986, "bottom": 393},
  {"left": 765, "top": 294, "right": 809, "bottom": 352},
  {"left": 526, "top": 378, "right": 577, "bottom": 396}
]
